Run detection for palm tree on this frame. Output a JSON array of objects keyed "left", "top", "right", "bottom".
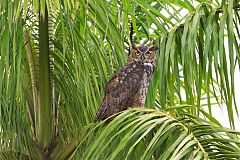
[{"left": 0, "top": 0, "right": 240, "bottom": 159}]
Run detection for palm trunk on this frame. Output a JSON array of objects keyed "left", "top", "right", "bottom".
[{"left": 38, "top": 5, "right": 53, "bottom": 150}]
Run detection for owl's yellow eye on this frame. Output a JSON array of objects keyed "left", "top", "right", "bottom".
[
  {"left": 146, "top": 52, "right": 151, "bottom": 55},
  {"left": 135, "top": 52, "right": 140, "bottom": 56}
]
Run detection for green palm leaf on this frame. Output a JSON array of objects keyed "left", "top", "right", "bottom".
[{"left": 68, "top": 109, "right": 240, "bottom": 160}]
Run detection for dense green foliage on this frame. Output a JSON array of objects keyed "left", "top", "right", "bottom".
[{"left": 0, "top": 0, "right": 240, "bottom": 159}]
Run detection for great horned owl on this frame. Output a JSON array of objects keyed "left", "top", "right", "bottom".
[{"left": 94, "top": 43, "right": 159, "bottom": 122}]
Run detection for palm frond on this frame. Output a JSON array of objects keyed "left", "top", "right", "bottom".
[{"left": 69, "top": 109, "right": 240, "bottom": 159}]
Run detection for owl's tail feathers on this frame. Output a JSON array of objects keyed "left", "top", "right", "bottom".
[
  {"left": 94, "top": 114, "right": 114, "bottom": 124},
  {"left": 93, "top": 113, "right": 101, "bottom": 123},
  {"left": 94, "top": 97, "right": 111, "bottom": 122},
  {"left": 93, "top": 105, "right": 106, "bottom": 123},
  {"left": 94, "top": 98, "right": 117, "bottom": 122}
]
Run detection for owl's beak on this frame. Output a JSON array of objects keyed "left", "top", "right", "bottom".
[{"left": 140, "top": 54, "right": 145, "bottom": 61}]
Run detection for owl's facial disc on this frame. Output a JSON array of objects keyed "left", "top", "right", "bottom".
[{"left": 128, "top": 43, "right": 159, "bottom": 65}]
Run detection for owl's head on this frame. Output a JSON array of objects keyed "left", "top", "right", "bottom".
[{"left": 128, "top": 43, "right": 159, "bottom": 67}]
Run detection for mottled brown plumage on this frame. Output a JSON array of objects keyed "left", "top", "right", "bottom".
[{"left": 94, "top": 43, "right": 159, "bottom": 122}]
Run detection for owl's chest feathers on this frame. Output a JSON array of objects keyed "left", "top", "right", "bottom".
[
  {"left": 130, "top": 66, "right": 153, "bottom": 108},
  {"left": 106, "top": 62, "right": 153, "bottom": 110}
]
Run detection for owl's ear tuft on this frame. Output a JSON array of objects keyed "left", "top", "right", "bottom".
[
  {"left": 149, "top": 45, "right": 159, "bottom": 51},
  {"left": 132, "top": 43, "right": 138, "bottom": 50}
]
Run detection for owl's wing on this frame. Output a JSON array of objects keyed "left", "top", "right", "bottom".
[{"left": 94, "top": 62, "right": 144, "bottom": 122}]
